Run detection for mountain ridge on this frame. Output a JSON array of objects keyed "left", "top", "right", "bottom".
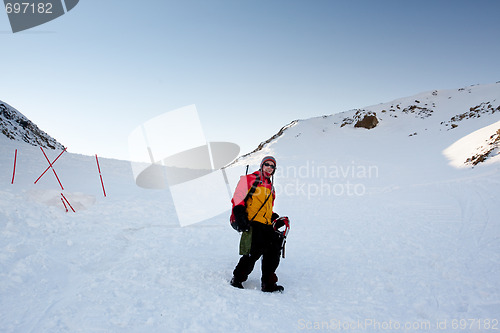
[
  {"left": 235, "top": 82, "right": 500, "bottom": 168},
  {"left": 0, "top": 100, "right": 64, "bottom": 150}
]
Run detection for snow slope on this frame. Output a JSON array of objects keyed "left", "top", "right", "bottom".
[{"left": 1, "top": 83, "right": 500, "bottom": 332}]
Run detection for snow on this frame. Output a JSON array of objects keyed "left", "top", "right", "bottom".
[
  {"left": 444, "top": 120, "right": 500, "bottom": 168},
  {"left": 1, "top": 83, "right": 500, "bottom": 332}
]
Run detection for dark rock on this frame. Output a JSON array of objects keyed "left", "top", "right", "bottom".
[{"left": 354, "top": 114, "right": 379, "bottom": 129}]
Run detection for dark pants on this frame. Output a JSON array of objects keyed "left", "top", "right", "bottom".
[{"left": 233, "top": 222, "right": 283, "bottom": 286}]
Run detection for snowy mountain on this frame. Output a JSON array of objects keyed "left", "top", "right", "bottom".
[
  {"left": 1, "top": 83, "right": 500, "bottom": 332},
  {"left": 0, "top": 100, "right": 64, "bottom": 150},
  {"left": 237, "top": 82, "right": 500, "bottom": 169}
]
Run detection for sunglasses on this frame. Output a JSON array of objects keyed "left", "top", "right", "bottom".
[{"left": 263, "top": 162, "right": 276, "bottom": 169}]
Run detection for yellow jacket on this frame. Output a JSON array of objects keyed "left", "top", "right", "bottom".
[{"left": 231, "top": 171, "right": 275, "bottom": 225}]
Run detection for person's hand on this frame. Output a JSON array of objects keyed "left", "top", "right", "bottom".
[{"left": 233, "top": 205, "right": 250, "bottom": 232}]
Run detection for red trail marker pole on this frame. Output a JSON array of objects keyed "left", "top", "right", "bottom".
[
  {"left": 60, "top": 193, "right": 75, "bottom": 213},
  {"left": 38, "top": 147, "right": 64, "bottom": 190},
  {"left": 95, "top": 154, "right": 107, "bottom": 197},
  {"left": 11, "top": 149, "right": 17, "bottom": 184},
  {"left": 35, "top": 147, "right": 67, "bottom": 185},
  {"left": 60, "top": 197, "right": 69, "bottom": 212}
]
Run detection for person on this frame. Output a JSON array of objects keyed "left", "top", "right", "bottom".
[{"left": 230, "top": 156, "right": 285, "bottom": 292}]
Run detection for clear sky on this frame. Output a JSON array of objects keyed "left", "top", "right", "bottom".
[{"left": 1, "top": 0, "right": 499, "bottom": 161}]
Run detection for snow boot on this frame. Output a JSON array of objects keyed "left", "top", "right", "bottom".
[
  {"left": 261, "top": 283, "right": 284, "bottom": 293},
  {"left": 230, "top": 276, "right": 244, "bottom": 289},
  {"left": 261, "top": 273, "right": 283, "bottom": 292}
]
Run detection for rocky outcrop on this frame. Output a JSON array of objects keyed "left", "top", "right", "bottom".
[
  {"left": 341, "top": 110, "right": 379, "bottom": 129},
  {"left": 0, "top": 101, "right": 64, "bottom": 150},
  {"left": 354, "top": 114, "right": 379, "bottom": 129}
]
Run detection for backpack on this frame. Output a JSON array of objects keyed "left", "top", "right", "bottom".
[{"left": 229, "top": 171, "right": 261, "bottom": 230}]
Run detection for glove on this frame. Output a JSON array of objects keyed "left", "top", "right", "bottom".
[
  {"left": 232, "top": 205, "right": 250, "bottom": 232},
  {"left": 272, "top": 213, "right": 284, "bottom": 228},
  {"left": 271, "top": 212, "right": 280, "bottom": 222}
]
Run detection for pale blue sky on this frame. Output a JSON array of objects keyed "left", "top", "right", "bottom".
[{"left": 1, "top": 0, "right": 499, "bottom": 160}]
